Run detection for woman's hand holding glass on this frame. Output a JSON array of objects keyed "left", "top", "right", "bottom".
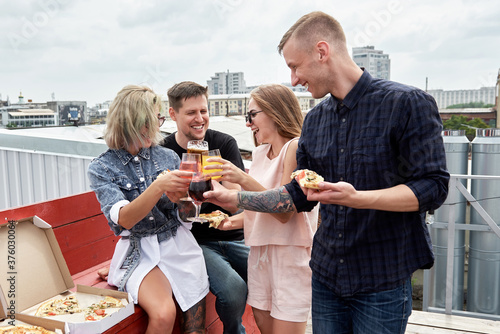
[
  {"left": 202, "top": 149, "right": 223, "bottom": 180},
  {"left": 156, "top": 170, "right": 192, "bottom": 201},
  {"left": 202, "top": 156, "right": 246, "bottom": 184}
]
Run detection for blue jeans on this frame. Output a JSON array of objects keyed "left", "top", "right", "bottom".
[
  {"left": 200, "top": 240, "right": 249, "bottom": 334},
  {"left": 312, "top": 274, "right": 412, "bottom": 334}
]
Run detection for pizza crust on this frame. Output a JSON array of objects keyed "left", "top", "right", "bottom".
[{"left": 198, "top": 210, "right": 229, "bottom": 228}]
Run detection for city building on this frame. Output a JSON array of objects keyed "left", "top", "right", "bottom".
[
  {"left": 207, "top": 70, "right": 247, "bottom": 95},
  {"left": 1, "top": 107, "right": 57, "bottom": 127},
  {"left": 0, "top": 92, "right": 88, "bottom": 128},
  {"left": 428, "top": 87, "right": 496, "bottom": 109},
  {"left": 0, "top": 92, "right": 56, "bottom": 127},
  {"left": 205, "top": 92, "right": 326, "bottom": 118},
  {"left": 352, "top": 46, "right": 391, "bottom": 80},
  {"left": 207, "top": 93, "right": 249, "bottom": 116},
  {"left": 497, "top": 69, "right": 500, "bottom": 128},
  {"left": 245, "top": 83, "right": 307, "bottom": 93},
  {"left": 46, "top": 101, "right": 88, "bottom": 125}
]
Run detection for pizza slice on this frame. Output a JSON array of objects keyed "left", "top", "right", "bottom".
[
  {"left": 84, "top": 307, "right": 107, "bottom": 322},
  {"left": 0, "top": 325, "right": 57, "bottom": 334},
  {"left": 198, "top": 210, "right": 229, "bottom": 228},
  {"left": 290, "top": 169, "right": 324, "bottom": 189},
  {"left": 84, "top": 296, "right": 124, "bottom": 322},
  {"left": 95, "top": 295, "right": 124, "bottom": 308},
  {"left": 34, "top": 295, "right": 81, "bottom": 317}
]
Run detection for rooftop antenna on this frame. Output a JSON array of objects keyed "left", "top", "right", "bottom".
[{"left": 51, "top": 92, "right": 55, "bottom": 101}]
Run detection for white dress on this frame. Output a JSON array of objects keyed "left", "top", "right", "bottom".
[{"left": 107, "top": 203, "right": 209, "bottom": 312}]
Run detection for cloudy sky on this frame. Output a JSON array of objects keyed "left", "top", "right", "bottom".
[{"left": 1, "top": 0, "right": 499, "bottom": 107}]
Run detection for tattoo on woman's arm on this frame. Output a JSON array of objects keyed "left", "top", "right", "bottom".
[{"left": 237, "top": 186, "right": 294, "bottom": 213}]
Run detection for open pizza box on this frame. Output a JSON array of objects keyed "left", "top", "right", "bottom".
[
  {"left": 0, "top": 286, "right": 69, "bottom": 334},
  {"left": 0, "top": 216, "right": 134, "bottom": 333}
]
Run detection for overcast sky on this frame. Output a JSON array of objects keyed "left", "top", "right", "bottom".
[{"left": 1, "top": 0, "right": 499, "bottom": 107}]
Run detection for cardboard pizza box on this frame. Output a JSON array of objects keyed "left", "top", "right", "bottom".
[
  {"left": 0, "top": 216, "right": 133, "bottom": 333},
  {"left": 0, "top": 285, "right": 7, "bottom": 321},
  {"left": 0, "top": 284, "right": 68, "bottom": 333}
]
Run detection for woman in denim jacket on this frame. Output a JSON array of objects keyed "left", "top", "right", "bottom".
[{"left": 87, "top": 85, "right": 209, "bottom": 334}]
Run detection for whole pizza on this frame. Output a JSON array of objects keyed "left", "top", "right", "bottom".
[{"left": 0, "top": 325, "right": 56, "bottom": 334}]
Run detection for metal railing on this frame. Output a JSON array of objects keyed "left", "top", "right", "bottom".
[{"left": 423, "top": 174, "right": 500, "bottom": 321}]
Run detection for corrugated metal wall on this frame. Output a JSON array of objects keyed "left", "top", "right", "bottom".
[{"left": 0, "top": 148, "right": 92, "bottom": 210}]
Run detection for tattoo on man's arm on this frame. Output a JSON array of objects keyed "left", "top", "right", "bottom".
[{"left": 237, "top": 186, "right": 294, "bottom": 213}]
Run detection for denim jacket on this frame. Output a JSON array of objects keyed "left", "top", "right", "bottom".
[{"left": 87, "top": 145, "right": 182, "bottom": 290}]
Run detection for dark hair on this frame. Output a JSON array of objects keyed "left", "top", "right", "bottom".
[{"left": 167, "top": 81, "right": 209, "bottom": 111}]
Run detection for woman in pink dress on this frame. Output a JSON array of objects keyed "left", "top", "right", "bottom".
[{"left": 205, "top": 84, "right": 319, "bottom": 334}]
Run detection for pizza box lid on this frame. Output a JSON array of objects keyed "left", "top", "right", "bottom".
[{"left": 0, "top": 216, "right": 74, "bottom": 312}]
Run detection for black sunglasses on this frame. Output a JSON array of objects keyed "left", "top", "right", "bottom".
[
  {"left": 245, "top": 111, "right": 263, "bottom": 124},
  {"left": 158, "top": 114, "right": 166, "bottom": 127}
]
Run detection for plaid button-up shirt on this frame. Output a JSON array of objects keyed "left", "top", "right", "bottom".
[{"left": 285, "top": 70, "right": 449, "bottom": 296}]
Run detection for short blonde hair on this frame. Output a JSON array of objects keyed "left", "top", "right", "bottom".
[
  {"left": 104, "top": 85, "right": 164, "bottom": 149},
  {"left": 278, "top": 11, "right": 346, "bottom": 55},
  {"left": 250, "top": 84, "right": 303, "bottom": 146}
]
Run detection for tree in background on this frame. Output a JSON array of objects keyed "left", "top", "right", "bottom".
[
  {"left": 446, "top": 102, "right": 495, "bottom": 109},
  {"left": 442, "top": 115, "right": 489, "bottom": 140}
]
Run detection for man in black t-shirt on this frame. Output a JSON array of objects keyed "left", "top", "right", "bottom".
[{"left": 163, "top": 81, "right": 249, "bottom": 334}]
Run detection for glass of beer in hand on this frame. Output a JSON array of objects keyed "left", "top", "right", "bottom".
[
  {"left": 179, "top": 153, "right": 201, "bottom": 202},
  {"left": 187, "top": 172, "right": 213, "bottom": 222},
  {"left": 202, "top": 149, "right": 223, "bottom": 180},
  {"left": 187, "top": 140, "right": 209, "bottom": 155}
]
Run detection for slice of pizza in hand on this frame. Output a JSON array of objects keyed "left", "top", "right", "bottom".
[
  {"left": 198, "top": 210, "right": 229, "bottom": 229},
  {"left": 290, "top": 169, "right": 324, "bottom": 189}
]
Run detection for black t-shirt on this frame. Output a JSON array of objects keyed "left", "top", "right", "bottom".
[{"left": 162, "top": 129, "right": 245, "bottom": 242}]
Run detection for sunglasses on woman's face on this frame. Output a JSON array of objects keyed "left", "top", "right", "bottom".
[
  {"left": 245, "top": 110, "right": 263, "bottom": 124},
  {"left": 158, "top": 114, "right": 166, "bottom": 127}
]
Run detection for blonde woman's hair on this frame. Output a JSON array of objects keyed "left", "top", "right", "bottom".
[
  {"left": 104, "top": 85, "right": 164, "bottom": 149},
  {"left": 250, "top": 84, "right": 303, "bottom": 146}
]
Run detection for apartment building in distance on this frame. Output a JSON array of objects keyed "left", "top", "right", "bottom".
[
  {"left": 207, "top": 70, "right": 247, "bottom": 95},
  {"left": 352, "top": 46, "right": 391, "bottom": 80},
  {"left": 206, "top": 92, "right": 326, "bottom": 116},
  {"left": 427, "top": 86, "right": 496, "bottom": 109}
]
